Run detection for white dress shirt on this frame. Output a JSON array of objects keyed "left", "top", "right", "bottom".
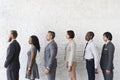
[{"left": 84, "top": 40, "right": 99, "bottom": 69}]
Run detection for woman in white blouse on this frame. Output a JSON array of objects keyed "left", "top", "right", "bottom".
[{"left": 65, "top": 30, "right": 77, "bottom": 80}]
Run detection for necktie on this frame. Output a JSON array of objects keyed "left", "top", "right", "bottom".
[{"left": 83, "top": 42, "right": 88, "bottom": 59}]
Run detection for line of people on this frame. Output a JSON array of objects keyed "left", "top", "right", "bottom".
[{"left": 4, "top": 30, "right": 115, "bottom": 80}]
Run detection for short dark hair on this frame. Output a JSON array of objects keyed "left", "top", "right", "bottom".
[
  {"left": 87, "top": 31, "right": 94, "bottom": 39},
  {"left": 48, "top": 31, "right": 55, "bottom": 39},
  {"left": 67, "top": 30, "right": 75, "bottom": 38},
  {"left": 11, "top": 30, "right": 18, "bottom": 38},
  {"left": 103, "top": 32, "right": 112, "bottom": 41}
]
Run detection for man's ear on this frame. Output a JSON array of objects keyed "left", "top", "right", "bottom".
[{"left": 50, "top": 35, "right": 53, "bottom": 40}]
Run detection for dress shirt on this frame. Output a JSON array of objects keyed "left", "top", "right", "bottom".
[{"left": 84, "top": 40, "right": 99, "bottom": 69}]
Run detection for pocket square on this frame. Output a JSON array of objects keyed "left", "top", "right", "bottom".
[{"left": 104, "top": 48, "right": 108, "bottom": 50}]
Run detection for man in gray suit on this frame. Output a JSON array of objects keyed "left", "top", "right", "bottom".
[
  {"left": 100, "top": 32, "right": 115, "bottom": 80},
  {"left": 4, "top": 30, "right": 21, "bottom": 80},
  {"left": 44, "top": 31, "right": 58, "bottom": 80}
]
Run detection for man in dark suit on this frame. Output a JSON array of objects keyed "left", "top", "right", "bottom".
[
  {"left": 4, "top": 30, "right": 21, "bottom": 80},
  {"left": 44, "top": 31, "right": 58, "bottom": 80},
  {"left": 100, "top": 32, "right": 115, "bottom": 80}
]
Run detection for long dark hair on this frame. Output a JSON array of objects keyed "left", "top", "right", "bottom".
[{"left": 31, "top": 35, "right": 40, "bottom": 52}]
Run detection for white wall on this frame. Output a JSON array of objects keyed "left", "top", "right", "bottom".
[{"left": 0, "top": 0, "right": 120, "bottom": 80}]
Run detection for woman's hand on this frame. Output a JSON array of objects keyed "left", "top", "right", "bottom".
[
  {"left": 44, "top": 69, "right": 49, "bottom": 75},
  {"left": 67, "top": 66, "right": 72, "bottom": 72},
  {"left": 26, "top": 70, "right": 31, "bottom": 76}
]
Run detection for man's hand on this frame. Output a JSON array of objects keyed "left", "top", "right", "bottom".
[
  {"left": 44, "top": 69, "right": 49, "bottom": 75},
  {"left": 106, "top": 70, "right": 110, "bottom": 75},
  {"left": 95, "top": 69, "right": 98, "bottom": 74},
  {"left": 26, "top": 70, "right": 31, "bottom": 76}
]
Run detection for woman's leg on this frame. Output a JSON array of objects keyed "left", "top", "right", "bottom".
[{"left": 71, "top": 62, "right": 77, "bottom": 80}]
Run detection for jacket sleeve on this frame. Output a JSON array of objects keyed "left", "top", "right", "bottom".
[
  {"left": 47, "top": 44, "right": 57, "bottom": 70},
  {"left": 68, "top": 42, "right": 76, "bottom": 67},
  {"left": 4, "top": 43, "right": 15, "bottom": 68},
  {"left": 107, "top": 44, "right": 115, "bottom": 70}
]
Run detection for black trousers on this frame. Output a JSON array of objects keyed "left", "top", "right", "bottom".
[
  {"left": 102, "top": 69, "right": 113, "bottom": 80},
  {"left": 86, "top": 59, "right": 95, "bottom": 80},
  {"left": 7, "top": 69, "right": 19, "bottom": 80}
]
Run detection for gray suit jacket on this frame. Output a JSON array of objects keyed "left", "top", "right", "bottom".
[
  {"left": 4, "top": 40, "right": 21, "bottom": 70},
  {"left": 100, "top": 41, "right": 115, "bottom": 70},
  {"left": 44, "top": 40, "right": 58, "bottom": 70}
]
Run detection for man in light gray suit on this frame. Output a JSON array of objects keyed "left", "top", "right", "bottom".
[
  {"left": 44, "top": 31, "right": 58, "bottom": 80},
  {"left": 100, "top": 32, "right": 115, "bottom": 80},
  {"left": 4, "top": 30, "right": 21, "bottom": 80}
]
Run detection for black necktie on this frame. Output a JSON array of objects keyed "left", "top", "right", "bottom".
[{"left": 83, "top": 42, "right": 88, "bottom": 59}]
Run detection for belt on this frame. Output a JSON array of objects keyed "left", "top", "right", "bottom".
[{"left": 86, "top": 58, "right": 94, "bottom": 61}]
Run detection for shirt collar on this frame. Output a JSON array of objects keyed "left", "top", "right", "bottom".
[
  {"left": 48, "top": 39, "right": 54, "bottom": 44},
  {"left": 105, "top": 40, "right": 110, "bottom": 45},
  {"left": 87, "top": 39, "right": 93, "bottom": 43},
  {"left": 9, "top": 39, "right": 16, "bottom": 44}
]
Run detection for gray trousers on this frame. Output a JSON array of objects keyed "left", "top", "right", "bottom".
[
  {"left": 102, "top": 69, "right": 113, "bottom": 80},
  {"left": 7, "top": 69, "right": 19, "bottom": 80},
  {"left": 47, "top": 68, "right": 56, "bottom": 80}
]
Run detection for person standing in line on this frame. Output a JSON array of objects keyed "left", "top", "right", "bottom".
[
  {"left": 84, "top": 31, "right": 99, "bottom": 80},
  {"left": 64, "top": 30, "right": 77, "bottom": 80},
  {"left": 100, "top": 32, "right": 115, "bottom": 80},
  {"left": 44, "top": 31, "right": 58, "bottom": 80},
  {"left": 4, "top": 30, "right": 21, "bottom": 80},
  {"left": 25, "top": 35, "right": 40, "bottom": 80}
]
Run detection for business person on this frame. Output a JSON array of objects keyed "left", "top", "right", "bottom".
[
  {"left": 65, "top": 30, "right": 77, "bottom": 80},
  {"left": 44, "top": 31, "right": 58, "bottom": 80},
  {"left": 4, "top": 30, "right": 21, "bottom": 80},
  {"left": 25, "top": 35, "right": 40, "bottom": 80},
  {"left": 84, "top": 31, "right": 99, "bottom": 80},
  {"left": 100, "top": 32, "right": 115, "bottom": 80}
]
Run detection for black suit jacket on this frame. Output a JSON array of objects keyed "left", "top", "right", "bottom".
[
  {"left": 100, "top": 41, "right": 115, "bottom": 70},
  {"left": 4, "top": 40, "right": 21, "bottom": 70}
]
